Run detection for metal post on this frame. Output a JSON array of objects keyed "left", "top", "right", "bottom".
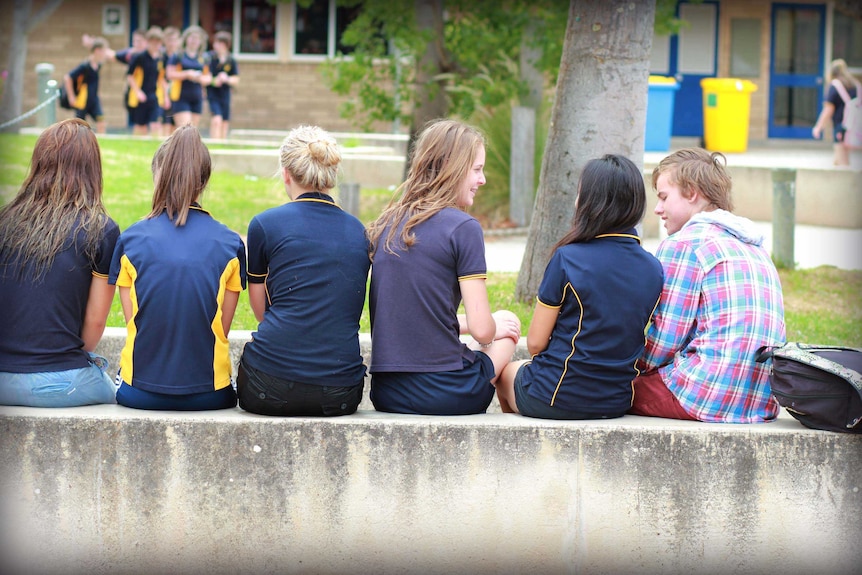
[
  {"left": 771, "top": 168, "right": 796, "bottom": 269},
  {"left": 510, "top": 106, "right": 536, "bottom": 227},
  {"left": 340, "top": 182, "right": 360, "bottom": 218},
  {"left": 35, "top": 63, "right": 55, "bottom": 128}
]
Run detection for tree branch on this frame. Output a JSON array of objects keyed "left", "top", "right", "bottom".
[{"left": 25, "top": 0, "right": 64, "bottom": 34}]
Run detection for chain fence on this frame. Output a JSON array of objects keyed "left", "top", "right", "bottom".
[{"left": 0, "top": 87, "right": 60, "bottom": 131}]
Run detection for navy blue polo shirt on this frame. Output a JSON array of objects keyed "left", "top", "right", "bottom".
[
  {"left": 0, "top": 218, "right": 120, "bottom": 373},
  {"left": 242, "top": 192, "right": 370, "bottom": 387},
  {"left": 521, "top": 230, "right": 664, "bottom": 414},
  {"left": 67, "top": 61, "right": 101, "bottom": 108},
  {"left": 127, "top": 50, "right": 163, "bottom": 102},
  {"left": 109, "top": 206, "right": 246, "bottom": 395},
  {"left": 369, "top": 208, "right": 486, "bottom": 373}
]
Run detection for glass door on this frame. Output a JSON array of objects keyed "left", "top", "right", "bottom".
[
  {"left": 669, "top": 1, "right": 719, "bottom": 138},
  {"left": 769, "top": 4, "right": 825, "bottom": 138}
]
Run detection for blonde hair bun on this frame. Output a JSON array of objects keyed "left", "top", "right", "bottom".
[{"left": 279, "top": 125, "right": 342, "bottom": 191}]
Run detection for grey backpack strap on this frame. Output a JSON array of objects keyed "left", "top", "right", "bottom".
[{"left": 772, "top": 343, "right": 862, "bottom": 394}]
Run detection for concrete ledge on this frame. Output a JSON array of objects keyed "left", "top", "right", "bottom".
[
  {"left": 1, "top": 404, "right": 859, "bottom": 575},
  {"left": 640, "top": 164, "right": 862, "bottom": 238},
  {"left": 209, "top": 148, "right": 406, "bottom": 190},
  {"left": 94, "top": 328, "right": 527, "bottom": 412}
]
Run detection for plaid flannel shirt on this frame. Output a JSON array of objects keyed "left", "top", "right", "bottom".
[{"left": 640, "top": 210, "right": 785, "bottom": 423}]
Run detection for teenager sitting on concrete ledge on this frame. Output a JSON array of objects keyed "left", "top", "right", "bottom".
[
  {"left": 365, "top": 119, "right": 521, "bottom": 415},
  {"left": 630, "top": 148, "right": 786, "bottom": 423},
  {"left": 496, "top": 154, "right": 663, "bottom": 420}
]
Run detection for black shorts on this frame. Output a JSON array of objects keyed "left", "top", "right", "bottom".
[{"left": 236, "top": 354, "right": 363, "bottom": 417}]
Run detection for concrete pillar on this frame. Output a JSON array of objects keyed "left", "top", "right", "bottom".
[
  {"left": 340, "top": 182, "right": 360, "bottom": 218},
  {"left": 35, "top": 63, "right": 55, "bottom": 128},
  {"left": 510, "top": 106, "right": 535, "bottom": 227},
  {"left": 771, "top": 168, "right": 796, "bottom": 269}
]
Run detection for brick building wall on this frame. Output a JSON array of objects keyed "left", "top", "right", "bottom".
[{"left": 0, "top": 0, "right": 382, "bottom": 134}]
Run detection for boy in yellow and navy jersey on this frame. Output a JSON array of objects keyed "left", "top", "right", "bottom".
[
  {"left": 63, "top": 37, "right": 111, "bottom": 133},
  {"left": 109, "top": 125, "right": 246, "bottom": 411},
  {"left": 126, "top": 27, "right": 166, "bottom": 136}
]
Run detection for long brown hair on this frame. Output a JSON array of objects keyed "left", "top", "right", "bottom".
[
  {"left": 0, "top": 118, "right": 107, "bottom": 280},
  {"left": 148, "top": 124, "right": 211, "bottom": 226},
  {"left": 366, "top": 119, "right": 485, "bottom": 259}
]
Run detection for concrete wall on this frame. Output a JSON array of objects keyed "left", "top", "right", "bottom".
[
  {"left": 639, "top": 164, "right": 862, "bottom": 238},
  {"left": 2, "top": 404, "right": 860, "bottom": 575},
  {"left": 2, "top": 329, "right": 860, "bottom": 574}
]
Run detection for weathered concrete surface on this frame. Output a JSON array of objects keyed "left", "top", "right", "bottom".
[
  {"left": 1, "top": 405, "right": 860, "bottom": 575},
  {"left": 93, "top": 329, "right": 524, "bottom": 413}
]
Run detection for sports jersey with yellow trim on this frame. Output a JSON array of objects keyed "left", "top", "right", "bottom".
[
  {"left": 108, "top": 205, "right": 246, "bottom": 395},
  {"left": 168, "top": 51, "right": 208, "bottom": 102},
  {"left": 126, "top": 50, "right": 165, "bottom": 108},
  {"left": 521, "top": 230, "right": 664, "bottom": 414},
  {"left": 66, "top": 61, "right": 101, "bottom": 109}
]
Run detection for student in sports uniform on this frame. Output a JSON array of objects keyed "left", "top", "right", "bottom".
[
  {"left": 126, "top": 27, "right": 166, "bottom": 136},
  {"left": 0, "top": 119, "right": 119, "bottom": 407},
  {"left": 495, "top": 155, "right": 664, "bottom": 420},
  {"left": 207, "top": 31, "right": 240, "bottom": 140},
  {"left": 161, "top": 26, "right": 181, "bottom": 136},
  {"left": 366, "top": 119, "right": 522, "bottom": 415},
  {"left": 109, "top": 125, "right": 246, "bottom": 411},
  {"left": 813, "top": 58, "right": 860, "bottom": 167},
  {"left": 236, "top": 126, "right": 370, "bottom": 417},
  {"left": 167, "top": 25, "right": 211, "bottom": 128},
  {"left": 85, "top": 29, "right": 146, "bottom": 130},
  {"left": 64, "top": 37, "right": 111, "bottom": 133}
]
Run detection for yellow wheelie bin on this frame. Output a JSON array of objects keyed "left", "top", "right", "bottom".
[{"left": 700, "top": 78, "right": 758, "bottom": 152}]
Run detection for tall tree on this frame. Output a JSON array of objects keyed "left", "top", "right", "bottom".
[
  {"left": 515, "top": 0, "right": 657, "bottom": 300},
  {"left": 0, "top": 0, "right": 65, "bottom": 131}
]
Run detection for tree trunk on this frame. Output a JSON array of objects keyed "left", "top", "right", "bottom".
[
  {"left": 0, "top": 0, "right": 64, "bottom": 131},
  {"left": 406, "top": 0, "right": 449, "bottom": 166},
  {"left": 515, "top": 0, "right": 656, "bottom": 301}
]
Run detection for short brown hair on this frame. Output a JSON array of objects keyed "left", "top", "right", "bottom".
[
  {"left": 652, "top": 147, "right": 733, "bottom": 211},
  {"left": 214, "top": 31, "right": 232, "bottom": 50}
]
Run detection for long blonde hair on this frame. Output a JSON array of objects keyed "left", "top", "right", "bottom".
[
  {"left": 830, "top": 59, "right": 858, "bottom": 90},
  {"left": 0, "top": 118, "right": 108, "bottom": 280},
  {"left": 366, "top": 119, "right": 485, "bottom": 259}
]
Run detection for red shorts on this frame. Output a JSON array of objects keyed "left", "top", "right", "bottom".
[{"left": 629, "top": 369, "right": 699, "bottom": 421}]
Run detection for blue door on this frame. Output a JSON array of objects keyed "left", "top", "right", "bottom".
[
  {"left": 652, "top": 1, "right": 719, "bottom": 138},
  {"left": 769, "top": 4, "right": 825, "bottom": 138}
]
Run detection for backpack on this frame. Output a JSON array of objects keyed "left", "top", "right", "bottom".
[
  {"left": 756, "top": 342, "right": 862, "bottom": 433},
  {"left": 58, "top": 85, "right": 72, "bottom": 110},
  {"left": 831, "top": 78, "right": 862, "bottom": 149}
]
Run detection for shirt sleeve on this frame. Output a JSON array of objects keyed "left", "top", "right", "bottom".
[
  {"left": 246, "top": 216, "right": 268, "bottom": 284},
  {"left": 227, "top": 234, "right": 247, "bottom": 291},
  {"left": 93, "top": 218, "right": 121, "bottom": 278},
  {"left": 452, "top": 218, "right": 486, "bottom": 281},
  {"left": 536, "top": 250, "right": 565, "bottom": 308},
  {"left": 640, "top": 239, "right": 703, "bottom": 371},
  {"left": 108, "top": 234, "right": 131, "bottom": 287}
]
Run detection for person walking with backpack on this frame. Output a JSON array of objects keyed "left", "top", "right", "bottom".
[{"left": 813, "top": 59, "right": 861, "bottom": 167}]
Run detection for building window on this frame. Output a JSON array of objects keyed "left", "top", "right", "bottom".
[
  {"left": 833, "top": 9, "right": 862, "bottom": 70},
  {"left": 200, "top": 0, "right": 278, "bottom": 57},
  {"left": 730, "top": 18, "right": 761, "bottom": 77},
  {"left": 294, "top": 0, "right": 361, "bottom": 57}
]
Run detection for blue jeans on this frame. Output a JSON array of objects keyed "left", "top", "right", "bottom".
[{"left": 0, "top": 353, "right": 117, "bottom": 407}]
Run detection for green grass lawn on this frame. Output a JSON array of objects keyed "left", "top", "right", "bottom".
[{"left": 2, "top": 133, "right": 860, "bottom": 346}]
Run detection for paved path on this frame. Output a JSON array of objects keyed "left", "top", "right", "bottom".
[{"left": 485, "top": 221, "right": 862, "bottom": 273}]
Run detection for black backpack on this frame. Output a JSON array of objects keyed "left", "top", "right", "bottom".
[
  {"left": 757, "top": 343, "right": 862, "bottom": 433},
  {"left": 58, "top": 85, "right": 72, "bottom": 109}
]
